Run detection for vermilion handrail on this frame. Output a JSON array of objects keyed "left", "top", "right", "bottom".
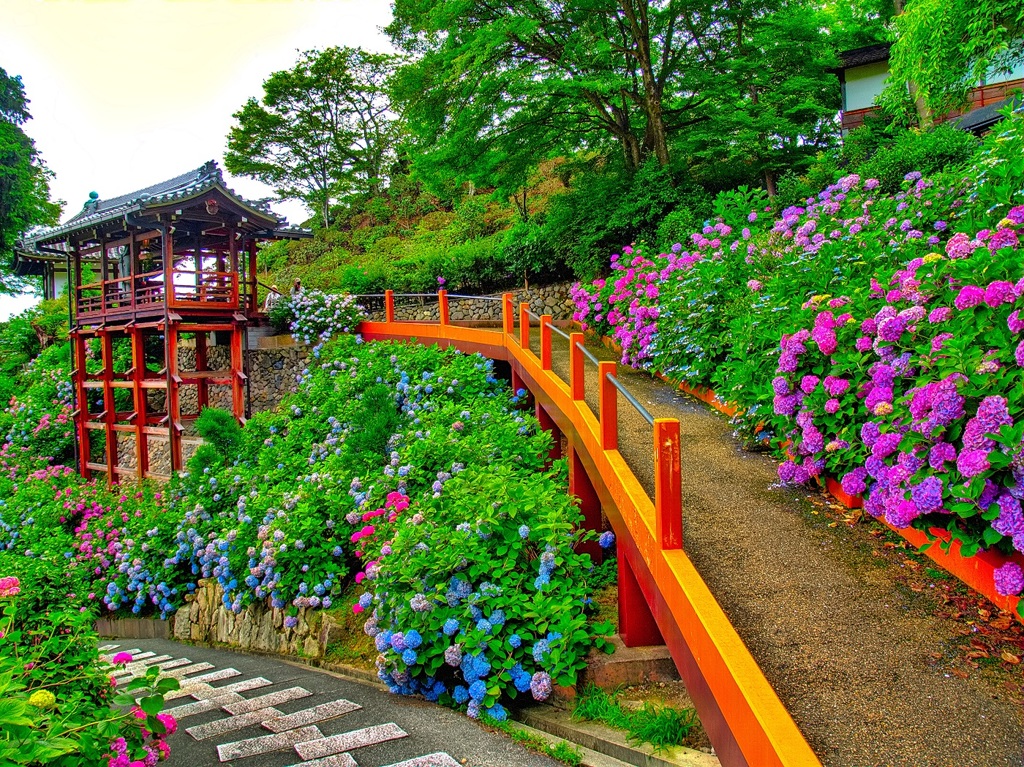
[{"left": 359, "top": 291, "right": 822, "bottom": 767}]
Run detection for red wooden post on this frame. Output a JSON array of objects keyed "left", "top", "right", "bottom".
[
  {"left": 100, "top": 330, "right": 116, "bottom": 485},
  {"left": 385, "top": 290, "right": 395, "bottom": 323},
  {"left": 540, "top": 314, "right": 553, "bottom": 370},
  {"left": 248, "top": 241, "right": 258, "bottom": 314},
  {"left": 438, "top": 289, "right": 450, "bottom": 325},
  {"left": 131, "top": 327, "right": 149, "bottom": 480},
  {"left": 166, "top": 322, "right": 182, "bottom": 473},
  {"left": 502, "top": 293, "right": 514, "bottom": 336},
  {"left": 519, "top": 302, "right": 529, "bottom": 348},
  {"left": 569, "top": 332, "right": 585, "bottom": 401},
  {"left": 618, "top": 551, "right": 664, "bottom": 647},
  {"left": 534, "top": 401, "right": 562, "bottom": 466},
  {"left": 231, "top": 324, "right": 245, "bottom": 421},
  {"left": 73, "top": 332, "right": 91, "bottom": 479},
  {"left": 569, "top": 445, "right": 602, "bottom": 561},
  {"left": 655, "top": 418, "right": 683, "bottom": 550},
  {"left": 195, "top": 331, "right": 209, "bottom": 413},
  {"left": 598, "top": 360, "right": 618, "bottom": 450}
]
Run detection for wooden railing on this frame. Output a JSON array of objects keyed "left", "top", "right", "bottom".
[
  {"left": 358, "top": 290, "right": 822, "bottom": 767},
  {"left": 75, "top": 270, "right": 238, "bottom": 319}
]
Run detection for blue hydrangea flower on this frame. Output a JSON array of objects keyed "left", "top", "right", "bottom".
[
  {"left": 468, "top": 680, "right": 487, "bottom": 702},
  {"left": 599, "top": 530, "right": 616, "bottom": 549},
  {"left": 508, "top": 633, "right": 522, "bottom": 649},
  {"left": 404, "top": 629, "right": 422, "bottom": 649},
  {"left": 443, "top": 618, "right": 460, "bottom": 636},
  {"left": 452, "top": 685, "right": 469, "bottom": 704},
  {"left": 401, "top": 648, "right": 418, "bottom": 666},
  {"left": 485, "top": 703, "right": 507, "bottom": 722}
]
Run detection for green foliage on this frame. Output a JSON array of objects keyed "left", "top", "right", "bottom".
[
  {"left": 0, "top": 559, "right": 179, "bottom": 766},
  {"left": 194, "top": 407, "right": 243, "bottom": 459},
  {"left": 482, "top": 717, "right": 583, "bottom": 766},
  {"left": 0, "top": 67, "right": 61, "bottom": 294},
  {"left": 571, "top": 686, "right": 698, "bottom": 750},
  {"left": 225, "top": 47, "right": 399, "bottom": 227},
  {"left": 884, "top": 0, "right": 1024, "bottom": 117},
  {"left": 345, "top": 384, "right": 401, "bottom": 460}
]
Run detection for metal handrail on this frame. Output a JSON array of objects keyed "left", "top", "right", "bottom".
[
  {"left": 574, "top": 340, "right": 601, "bottom": 366},
  {"left": 525, "top": 308, "right": 542, "bottom": 320},
  {"left": 606, "top": 372, "right": 654, "bottom": 425},
  {"left": 448, "top": 293, "right": 503, "bottom": 302},
  {"left": 550, "top": 325, "right": 571, "bottom": 340}
]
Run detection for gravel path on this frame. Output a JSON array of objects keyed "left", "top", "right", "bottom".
[{"left": 534, "top": 330, "right": 1023, "bottom": 767}]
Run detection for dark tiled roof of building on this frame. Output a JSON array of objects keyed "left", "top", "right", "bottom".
[
  {"left": 22, "top": 160, "right": 309, "bottom": 246},
  {"left": 837, "top": 43, "right": 891, "bottom": 70},
  {"left": 952, "top": 96, "right": 1023, "bottom": 134}
]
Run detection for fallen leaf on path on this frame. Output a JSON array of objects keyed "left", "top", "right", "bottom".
[{"left": 1000, "top": 650, "right": 1020, "bottom": 665}]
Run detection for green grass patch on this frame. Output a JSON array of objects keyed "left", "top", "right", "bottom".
[
  {"left": 482, "top": 717, "right": 583, "bottom": 766},
  {"left": 571, "top": 685, "right": 697, "bottom": 751}
]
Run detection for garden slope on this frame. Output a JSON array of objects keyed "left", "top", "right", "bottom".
[{"left": 536, "top": 332, "right": 1022, "bottom": 767}]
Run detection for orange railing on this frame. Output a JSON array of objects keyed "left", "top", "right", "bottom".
[{"left": 359, "top": 290, "right": 822, "bottom": 767}]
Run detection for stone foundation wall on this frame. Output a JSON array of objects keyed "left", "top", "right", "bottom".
[
  {"left": 363, "top": 281, "right": 576, "bottom": 323},
  {"left": 170, "top": 580, "right": 330, "bottom": 658}
]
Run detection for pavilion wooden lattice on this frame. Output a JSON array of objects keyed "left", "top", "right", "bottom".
[{"left": 22, "top": 161, "right": 308, "bottom": 482}]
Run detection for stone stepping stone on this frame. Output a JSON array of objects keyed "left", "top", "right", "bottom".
[
  {"left": 223, "top": 686, "right": 312, "bottom": 715},
  {"left": 165, "top": 675, "right": 269, "bottom": 701},
  {"left": 262, "top": 699, "right": 361, "bottom": 733},
  {"left": 217, "top": 725, "right": 323, "bottom": 762},
  {"left": 167, "top": 692, "right": 245, "bottom": 718},
  {"left": 383, "top": 755, "right": 462, "bottom": 767},
  {"left": 295, "top": 723, "right": 408, "bottom": 760},
  {"left": 186, "top": 707, "right": 283, "bottom": 740},
  {"left": 282, "top": 755, "right": 358, "bottom": 767}
]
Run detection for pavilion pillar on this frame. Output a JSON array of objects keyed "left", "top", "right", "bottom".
[
  {"left": 195, "top": 332, "right": 209, "bottom": 412},
  {"left": 99, "top": 330, "right": 116, "bottom": 485},
  {"left": 131, "top": 326, "right": 149, "bottom": 480},
  {"left": 248, "top": 240, "right": 258, "bottom": 314},
  {"left": 231, "top": 322, "right": 245, "bottom": 421},
  {"left": 165, "top": 322, "right": 182, "bottom": 474},
  {"left": 72, "top": 332, "right": 91, "bottom": 479}
]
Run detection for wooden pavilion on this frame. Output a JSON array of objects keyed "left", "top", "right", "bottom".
[{"left": 20, "top": 160, "right": 309, "bottom": 482}]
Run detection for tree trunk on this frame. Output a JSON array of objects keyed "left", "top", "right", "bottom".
[{"left": 764, "top": 168, "right": 777, "bottom": 199}]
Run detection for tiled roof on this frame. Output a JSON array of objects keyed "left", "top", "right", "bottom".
[
  {"left": 952, "top": 95, "right": 1022, "bottom": 134},
  {"left": 837, "top": 43, "right": 891, "bottom": 70},
  {"left": 23, "top": 160, "right": 307, "bottom": 245}
]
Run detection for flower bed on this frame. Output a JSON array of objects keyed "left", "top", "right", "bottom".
[
  {"left": 571, "top": 109, "right": 1024, "bottom": 618},
  {"left": 0, "top": 333, "right": 612, "bottom": 719}
]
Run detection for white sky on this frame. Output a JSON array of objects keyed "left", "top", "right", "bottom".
[{"left": 0, "top": 0, "right": 394, "bottom": 320}]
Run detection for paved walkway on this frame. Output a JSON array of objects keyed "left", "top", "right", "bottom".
[
  {"left": 533, "top": 332, "right": 1023, "bottom": 767},
  {"left": 101, "top": 639, "right": 560, "bottom": 767}
]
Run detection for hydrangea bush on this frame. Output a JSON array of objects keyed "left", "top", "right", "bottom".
[
  {"left": 278, "top": 290, "right": 365, "bottom": 344},
  {"left": 572, "top": 109, "right": 1024, "bottom": 602},
  {"left": 0, "top": 334, "right": 610, "bottom": 716}
]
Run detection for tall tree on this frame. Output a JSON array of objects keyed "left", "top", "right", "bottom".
[
  {"left": 885, "top": 0, "right": 1024, "bottom": 117},
  {"left": 0, "top": 67, "right": 60, "bottom": 295},
  {"left": 225, "top": 47, "right": 398, "bottom": 227}
]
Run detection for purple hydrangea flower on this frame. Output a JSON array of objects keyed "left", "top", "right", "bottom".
[
  {"left": 530, "top": 672, "right": 553, "bottom": 701},
  {"left": 910, "top": 477, "right": 944, "bottom": 513},
  {"left": 928, "top": 307, "right": 952, "bottom": 324},
  {"left": 823, "top": 376, "right": 850, "bottom": 397},
  {"left": 956, "top": 449, "right": 991, "bottom": 478},
  {"left": 887, "top": 499, "right": 920, "bottom": 528},
  {"left": 993, "top": 494, "right": 1024, "bottom": 539},
  {"left": 1008, "top": 310, "right": 1024, "bottom": 334},
  {"left": 861, "top": 421, "right": 881, "bottom": 447},
  {"left": 993, "top": 562, "right": 1024, "bottom": 597},
  {"left": 825, "top": 398, "right": 840, "bottom": 414},
  {"left": 872, "top": 432, "right": 902, "bottom": 460},
  {"left": 800, "top": 375, "right": 820, "bottom": 395},
  {"left": 841, "top": 468, "right": 868, "bottom": 496},
  {"left": 985, "top": 281, "right": 1017, "bottom": 307},
  {"left": 772, "top": 376, "right": 791, "bottom": 396}
]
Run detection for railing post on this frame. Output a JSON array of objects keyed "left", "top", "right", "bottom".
[
  {"left": 655, "top": 418, "right": 683, "bottom": 550},
  {"left": 540, "top": 314, "right": 553, "bottom": 370},
  {"left": 569, "top": 332, "right": 585, "bottom": 401},
  {"left": 439, "top": 289, "right": 450, "bottom": 325},
  {"left": 599, "top": 360, "right": 618, "bottom": 450},
  {"left": 385, "top": 290, "right": 395, "bottom": 323},
  {"left": 502, "top": 293, "right": 514, "bottom": 336},
  {"left": 519, "top": 302, "right": 529, "bottom": 348}
]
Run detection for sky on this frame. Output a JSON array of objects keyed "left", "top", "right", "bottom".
[{"left": 0, "top": 0, "right": 394, "bottom": 320}]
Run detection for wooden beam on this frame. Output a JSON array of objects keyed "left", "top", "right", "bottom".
[
  {"left": 231, "top": 323, "right": 244, "bottom": 421},
  {"left": 100, "top": 330, "right": 116, "bottom": 486},
  {"left": 166, "top": 320, "right": 182, "bottom": 474},
  {"left": 73, "top": 333, "right": 91, "bottom": 479},
  {"left": 195, "top": 331, "right": 209, "bottom": 412},
  {"left": 131, "top": 327, "right": 149, "bottom": 479}
]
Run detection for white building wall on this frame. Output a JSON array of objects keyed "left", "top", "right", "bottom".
[{"left": 844, "top": 61, "right": 890, "bottom": 111}]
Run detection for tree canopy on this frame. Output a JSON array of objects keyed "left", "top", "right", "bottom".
[
  {"left": 886, "top": 0, "right": 1024, "bottom": 117},
  {"left": 0, "top": 67, "right": 60, "bottom": 295},
  {"left": 225, "top": 47, "right": 399, "bottom": 227},
  {"left": 387, "top": 0, "right": 841, "bottom": 201}
]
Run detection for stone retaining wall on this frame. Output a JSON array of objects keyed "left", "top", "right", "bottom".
[
  {"left": 363, "top": 281, "right": 576, "bottom": 323},
  {"left": 169, "top": 580, "right": 331, "bottom": 658}
]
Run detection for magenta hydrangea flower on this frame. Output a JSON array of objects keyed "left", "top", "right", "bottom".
[
  {"left": 1016, "top": 340, "right": 1024, "bottom": 368},
  {"left": 1008, "top": 310, "right": 1024, "bottom": 334},
  {"left": 988, "top": 227, "right": 1020, "bottom": 252},
  {"left": 747, "top": 279, "right": 763, "bottom": 292},
  {"left": 825, "top": 398, "right": 840, "bottom": 414},
  {"left": 928, "top": 307, "right": 952, "bottom": 324},
  {"left": 984, "top": 280, "right": 1017, "bottom": 308},
  {"left": 841, "top": 468, "right": 868, "bottom": 495},
  {"left": 823, "top": 376, "right": 849, "bottom": 397},
  {"left": 777, "top": 461, "right": 797, "bottom": 483},
  {"left": 993, "top": 494, "right": 1024, "bottom": 539},
  {"left": 773, "top": 393, "right": 801, "bottom": 416},
  {"left": 931, "top": 377, "right": 966, "bottom": 424},
  {"left": 954, "top": 285, "right": 985, "bottom": 310},
  {"left": 855, "top": 336, "right": 873, "bottom": 352},
  {"left": 877, "top": 316, "right": 907, "bottom": 342},
  {"left": 931, "top": 333, "right": 954, "bottom": 352},
  {"left": 886, "top": 499, "right": 920, "bottom": 528},
  {"left": 945, "top": 232, "right": 977, "bottom": 259},
  {"left": 956, "top": 449, "right": 990, "bottom": 478},
  {"left": 800, "top": 375, "right": 819, "bottom": 395},
  {"left": 871, "top": 432, "right": 901, "bottom": 459},
  {"left": 993, "top": 562, "right": 1024, "bottom": 597},
  {"left": 928, "top": 442, "right": 956, "bottom": 471},
  {"left": 111, "top": 652, "right": 133, "bottom": 666},
  {"left": 772, "top": 376, "right": 791, "bottom": 395}
]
